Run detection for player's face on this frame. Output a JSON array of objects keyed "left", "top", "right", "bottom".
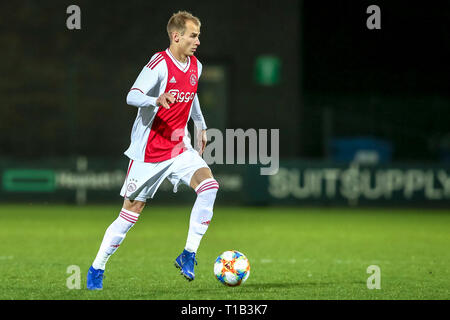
[{"left": 179, "top": 20, "right": 200, "bottom": 56}]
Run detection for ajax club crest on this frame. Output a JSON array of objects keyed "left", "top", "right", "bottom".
[
  {"left": 190, "top": 73, "right": 197, "bottom": 86},
  {"left": 127, "top": 178, "right": 138, "bottom": 193},
  {"left": 127, "top": 183, "right": 137, "bottom": 193}
]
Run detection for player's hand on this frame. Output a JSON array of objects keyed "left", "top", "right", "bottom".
[
  {"left": 156, "top": 93, "right": 175, "bottom": 109},
  {"left": 197, "top": 129, "right": 207, "bottom": 156}
]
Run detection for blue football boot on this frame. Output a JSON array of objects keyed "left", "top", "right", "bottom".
[
  {"left": 174, "top": 249, "right": 198, "bottom": 281},
  {"left": 86, "top": 266, "right": 105, "bottom": 290}
]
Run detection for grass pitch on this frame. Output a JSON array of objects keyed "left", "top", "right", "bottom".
[{"left": 0, "top": 204, "right": 449, "bottom": 300}]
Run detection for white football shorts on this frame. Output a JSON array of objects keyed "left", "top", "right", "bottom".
[{"left": 119, "top": 149, "right": 209, "bottom": 202}]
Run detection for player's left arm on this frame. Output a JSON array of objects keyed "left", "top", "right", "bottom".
[
  {"left": 191, "top": 95, "right": 208, "bottom": 155},
  {"left": 191, "top": 59, "right": 208, "bottom": 155}
]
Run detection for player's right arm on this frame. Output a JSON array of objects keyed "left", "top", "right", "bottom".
[{"left": 126, "top": 53, "right": 174, "bottom": 109}]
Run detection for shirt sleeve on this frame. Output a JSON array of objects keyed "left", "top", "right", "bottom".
[
  {"left": 197, "top": 59, "right": 203, "bottom": 78},
  {"left": 191, "top": 94, "right": 207, "bottom": 130},
  {"left": 191, "top": 59, "right": 207, "bottom": 130},
  {"left": 126, "top": 53, "right": 166, "bottom": 108}
]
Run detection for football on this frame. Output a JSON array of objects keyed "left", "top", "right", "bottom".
[{"left": 214, "top": 250, "right": 250, "bottom": 286}]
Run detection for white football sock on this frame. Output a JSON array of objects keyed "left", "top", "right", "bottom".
[
  {"left": 92, "top": 208, "right": 140, "bottom": 270},
  {"left": 185, "top": 178, "right": 219, "bottom": 253}
]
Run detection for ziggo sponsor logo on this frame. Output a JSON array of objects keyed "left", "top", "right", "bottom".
[{"left": 168, "top": 89, "right": 195, "bottom": 102}]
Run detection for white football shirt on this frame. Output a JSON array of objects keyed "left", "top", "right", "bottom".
[{"left": 124, "top": 48, "right": 207, "bottom": 162}]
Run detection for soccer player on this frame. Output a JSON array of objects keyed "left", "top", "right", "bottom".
[{"left": 87, "top": 11, "right": 219, "bottom": 290}]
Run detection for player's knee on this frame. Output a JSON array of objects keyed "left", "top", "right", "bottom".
[
  {"left": 190, "top": 167, "right": 214, "bottom": 189},
  {"left": 123, "top": 199, "right": 146, "bottom": 214}
]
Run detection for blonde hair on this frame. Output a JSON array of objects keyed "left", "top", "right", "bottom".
[{"left": 167, "top": 11, "right": 201, "bottom": 42}]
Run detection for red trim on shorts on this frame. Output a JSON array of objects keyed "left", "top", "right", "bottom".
[
  {"left": 126, "top": 160, "right": 134, "bottom": 179},
  {"left": 124, "top": 160, "right": 134, "bottom": 199}
]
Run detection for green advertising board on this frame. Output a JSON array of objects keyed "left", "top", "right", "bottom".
[{"left": 244, "top": 161, "right": 450, "bottom": 206}]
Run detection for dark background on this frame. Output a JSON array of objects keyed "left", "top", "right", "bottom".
[{"left": 0, "top": 0, "right": 449, "bottom": 162}]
